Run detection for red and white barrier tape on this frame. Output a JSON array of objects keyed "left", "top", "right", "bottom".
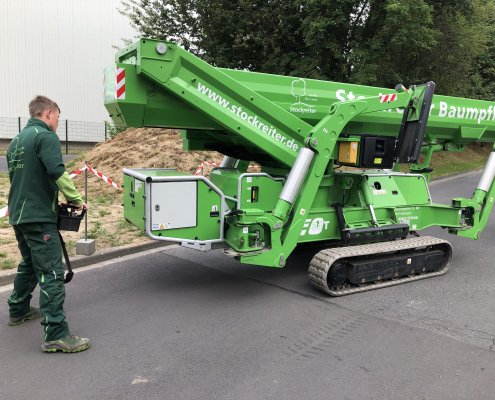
[
  {"left": 1, "top": 163, "right": 122, "bottom": 219},
  {"left": 194, "top": 161, "right": 220, "bottom": 176},
  {"left": 83, "top": 164, "right": 122, "bottom": 191},
  {"left": 69, "top": 166, "right": 87, "bottom": 179}
]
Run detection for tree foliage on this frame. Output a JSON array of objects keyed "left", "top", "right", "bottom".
[{"left": 120, "top": 0, "right": 495, "bottom": 98}]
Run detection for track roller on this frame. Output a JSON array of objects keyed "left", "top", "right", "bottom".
[{"left": 308, "top": 236, "right": 452, "bottom": 296}]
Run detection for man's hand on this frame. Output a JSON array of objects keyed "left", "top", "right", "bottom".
[
  {"left": 60, "top": 202, "right": 88, "bottom": 211},
  {"left": 72, "top": 202, "right": 88, "bottom": 210}
]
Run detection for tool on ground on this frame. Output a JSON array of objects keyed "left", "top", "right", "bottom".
[
  {"left": 104, "top": 38, "right": 495, "bottom": 296},
  {"left": 57, "top": 204, "right": 86, "bottom": 284}
]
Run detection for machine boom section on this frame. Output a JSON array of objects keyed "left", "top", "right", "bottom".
[
  {"left": 106, "top": 40, "right": 495, "bottom": 149},
  {"left": 221, "top": 69, "right": 495, "bottom": 144},
  {"left": 111, "top": 39, "right": 316, "bottom": 167}
]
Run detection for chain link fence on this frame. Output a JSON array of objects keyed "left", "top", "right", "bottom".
[{"left": 0, "top": 116, "right": 109, "bottom": 153}]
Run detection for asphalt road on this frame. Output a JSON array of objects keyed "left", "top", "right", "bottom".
[{"left": 1, "top": 170, "right": 495, "bottom": 400}]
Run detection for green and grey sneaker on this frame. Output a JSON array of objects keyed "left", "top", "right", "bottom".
[
  {"left": 8, "top": 306, "right": 43, "bottom": 326},
  {"left": 41, "top": 335, "right": 91, "bottom": 353}
]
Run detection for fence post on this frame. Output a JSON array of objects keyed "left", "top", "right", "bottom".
[
  {"left": 84, "top": 163, "right": 88, "bottom": 240},
  {"left": 18, "top": 117, "right": 21, "bottom": 133},
  {"left": 65, "top": 119, "right": 69, "bottom": 155}
]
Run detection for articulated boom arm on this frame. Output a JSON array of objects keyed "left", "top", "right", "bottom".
[
  {"left": 240, "top": 85, "right": 433, "bottom": 267},
  {"left": 107, "top": 40, "right": 310, "bottom": 168}
]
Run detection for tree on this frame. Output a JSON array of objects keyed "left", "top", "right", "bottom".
[
  {"left": 463, "top": 0, "right": 495, "bottom": 100},
  {"left": 120, "top": 0, "right": 307, "bottom": 72},
  {"left": 120, "top": 0, "right": 495, "bottom": 97},
  {"left": 348, "top": 0, "right": 438, "bottom": 87},
  {"left": 470, "top": 39, "right": 495, "bottom": 101},
  {"left": 425, "top": 0, "right": 492, "bottom": 96}
]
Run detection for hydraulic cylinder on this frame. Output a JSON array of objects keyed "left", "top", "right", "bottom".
[
  {"left": 474, "top": 152, "right": 495, "bottom": 204},
  {"left": 273, "top": 148, "right": 314, "bottom": 220}
]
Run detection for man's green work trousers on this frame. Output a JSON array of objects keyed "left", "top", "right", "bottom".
[{"left": 8, "top": 223, "right": 69, "bottom": 341}]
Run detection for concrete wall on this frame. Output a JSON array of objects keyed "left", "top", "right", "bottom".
[{"left": 0, "top": 1, "right": 136, "bottom": 123}]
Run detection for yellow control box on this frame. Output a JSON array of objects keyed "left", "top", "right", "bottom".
[{"left": 338, "top": 142, "right": 359, "bottom": 165}]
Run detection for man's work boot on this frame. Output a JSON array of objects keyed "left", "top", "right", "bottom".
[
  {"left": 41, "top": 335, "right": 91, "bottom": 353},
  {"left": 8, "top": 306, "right": 43, "bottom": 326}
]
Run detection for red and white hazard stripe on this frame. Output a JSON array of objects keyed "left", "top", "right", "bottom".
[
  {"left": 71, "top": 164, "right": 122, "bottom": 190},
  {"left": 85, "top": 163, "right": 122, "bottom": 191},
  {"left": 69, "top": 166, "right": 87, "bottom": 179},
  {"left": 379, "top": 93, "right": 397, "bottom": 103},
  {"left": 194, "top": 161, "right": 220, "bottom": 176},
  {"left": 116, "top": 67, "right": 126, "bottom": 100}
]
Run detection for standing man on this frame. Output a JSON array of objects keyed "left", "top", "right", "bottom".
[{"left": 7, "top": 95, "right": 90, "bottom": 353}]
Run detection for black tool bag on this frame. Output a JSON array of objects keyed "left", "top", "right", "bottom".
[{"left": 57, "top": 205, "right": 86, "bottom": 284}]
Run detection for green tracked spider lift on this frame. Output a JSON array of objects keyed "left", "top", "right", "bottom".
[{"left": 104, "top": 39, "right": 495, "bottom": 296}]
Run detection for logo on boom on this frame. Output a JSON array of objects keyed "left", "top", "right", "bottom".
[{"left": 300, "top": 218, "right": 329, "bottom": 236}]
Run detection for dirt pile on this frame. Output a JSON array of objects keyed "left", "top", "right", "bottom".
[{"left": 78, "top": 127, "right": 224, "bottom": 182}]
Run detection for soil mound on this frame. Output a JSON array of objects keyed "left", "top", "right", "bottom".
[{"left": 81, "top": 127, "right": 223, "bottom": 181}]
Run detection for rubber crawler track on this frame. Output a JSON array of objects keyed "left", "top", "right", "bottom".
[{"left": 308, "top": 236, "right": 452, "bottom": 296}]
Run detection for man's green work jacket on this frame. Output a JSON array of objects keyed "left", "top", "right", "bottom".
[{"left": 7, "top": 118, "right": 65, "bottom": 225}]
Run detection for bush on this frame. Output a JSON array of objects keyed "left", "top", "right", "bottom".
[{"left": 105, "top": 122, "right": 127, "bottom": 139}]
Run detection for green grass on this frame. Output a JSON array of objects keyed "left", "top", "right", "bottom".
[
  {"left": 116, "top": 218, "right": 133, "bottom": 231},
  {"left": 0, "top": 173, "right": 10, "bottom": 208},
  {"left": 64, "top": 154, "right": 85, "bottom": 170},
  {"left": 98, "top": 209, "right": 111, "bottom": 217},
  {"left": 430, "top": 159, "right": 486, "bottom": 180},
  {"left": 0, "top": 251, "right": 6, "bottom": 258},
  {"left": 0, "top": 258, "right": 16, "bottom": 270},
  {"left": 98, "top": 218, "right": 143, "bottom": 247},
  {"left": 65, "top": 239, "right": 75, "bottom": 254},
  {"left": 0, "top": 220, "right": 10, "bottom": 229},
  {"left": 86, "top": 220, "right": 108, "bottom": 240},
  {"left": 94, "top": 193, "right": 116, "bottom": 206}
]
